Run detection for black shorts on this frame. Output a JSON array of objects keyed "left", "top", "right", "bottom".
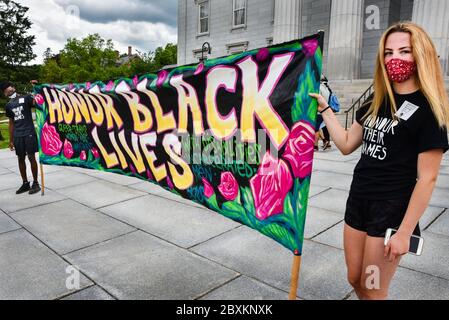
[
  {"left": 14, "top": 134, "right": 38, "bottom": 158},
  {"left": 344, "top": 194, "right": 421, "bottom": 238}
]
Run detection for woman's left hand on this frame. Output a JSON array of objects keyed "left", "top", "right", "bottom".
[
  {"left": 309, "top": 93, "right": 329, "bottom": 112},
  {"left": 384, "top": 230, "right": 410, "bottom": 262}
]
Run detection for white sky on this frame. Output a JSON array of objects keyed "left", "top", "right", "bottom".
[{"left": 18, "top": 0, "right": 178, "bottom": 65}]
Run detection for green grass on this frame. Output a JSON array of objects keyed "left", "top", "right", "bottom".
[
  {"left": 0, "top": 122, "right": 10, "bottom": 149},
  {"left": 0, "top": 115, "right": 39, "bottom": 149}
]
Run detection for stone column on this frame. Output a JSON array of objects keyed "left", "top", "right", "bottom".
[
  {"left": 273, "top": 0, "right": 302, "bottom": 44},
  {"left": 412, "top": 0, "right": 449, "bottom": 76},
  {"left": 327, "top": 0, "right": 364, "bottom": 80}
]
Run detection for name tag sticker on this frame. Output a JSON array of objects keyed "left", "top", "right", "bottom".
[
  {"left": 395, "top": 101, "right": 419, "bottom": 121},
  {"left": 19, "top": 98, "right": 25, "bottom": 104}
]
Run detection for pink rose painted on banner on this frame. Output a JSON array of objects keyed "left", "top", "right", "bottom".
[
  {"left": 133, "top": 75, "right": 139, "bottom": 88},
  {"left": 194, "top": 63, "right": 204, "bottom": 75},
  {"left": 302, "top": 39, "right": 318, "bottom": 57},
  {"left": 156, "top": 70, "right": 168, "bottom": 88},
  {"left": 256, "top": 48, "right": 270, "bottom": 62},
  {"left": 105, "top": 81, "right": 114, "bottom": 91},
  {"left": 167, "top": 175, "right": 174, "bottom": 189},
  {"left": 218, "top": 172, "right": 239, "bottom": 201},
  {"left": 41, "top": 123, "right": 63, "bottom": 156},
  {"left": 91, "top": 147, "right": 100, "bottom": 159},
  {"left": 250, "top": 152, "right": 293, "bottom": 220},
  {"left": 80, "top": 150, "right": 87, "bottom": 161},
  {"left": 202, "top": 178, "right": 215, "bottom": 199},
  {"left": 63, "top": 139, "right": 74, "bottom": 159},
  {"left": 34, "top": 94, "right": 44, "bottom": 105},
  {"left": 282, "top": 121, "right": 315, "bottom": 179},
  {"left": 85, "top": 82, "right": 91, "bottom": 90}
]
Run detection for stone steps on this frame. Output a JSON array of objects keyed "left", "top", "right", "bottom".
[{"left": 327, "top": 79, "right": 373, "bottom": 112}]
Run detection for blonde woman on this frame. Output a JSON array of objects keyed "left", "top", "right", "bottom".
[{"left": 310, "top": 22, "right": 449, "bottom": 300}]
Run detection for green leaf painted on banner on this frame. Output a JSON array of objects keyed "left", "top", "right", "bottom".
[
  {"left": 283, "top": 193, "right": 294, "bottom": 219},
  {"left": 222, "top": 200, "right": 247, "bottom": 224},
  {"left": 234, "top": 190, "right": 242, "bottom": 205},
  {"left": 240, "top": 187, "right": 255, "bottom": 216},
  {"left": 36, "top": 109, "right": 45, "bottom": 126},
  {"left": 261, "top": 223, "right": 296, "bottom": 252},
  {"left": 289, "top": 177, "right": 311, "bottom": 254},
  {"left": 292, "top": 61, "right": 317, "bottom": 123},
  {"left": 222, "top": 200, "right": 243, "bottom": 212},
  {"left": 264, "top": 211, "right": 292, "bottom": 228},
  {"left": 87, "top": 149, "right": 94, "bottom": 162},
  {"left": 307, "top": 99, "right": 318, "bottom": 123},
  {"left": 205, "top": 194, "right": 220, "bottom": 211},
  {"left": 291, "top": 93, "right": 302, "bottom": 121},
  {"left": 314, "top": 47, "right": 323, "bottom": 74}
]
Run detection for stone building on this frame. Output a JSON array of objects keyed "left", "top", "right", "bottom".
[{"left": 177, "top": 0, "right": 449, "bottom": 81}]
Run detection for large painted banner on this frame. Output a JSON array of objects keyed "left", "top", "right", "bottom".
[{"left": 34, "top": 32, "right": 323, "bottom": 255}]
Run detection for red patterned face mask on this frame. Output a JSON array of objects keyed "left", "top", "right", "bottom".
[{"left": 385, "top": 58, "right": 417, "bottom": 83}]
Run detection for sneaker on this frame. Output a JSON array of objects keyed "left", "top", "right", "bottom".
[
  {"left": 16, "top": 182, "right": 30, "bottom": 194},
  {"left": 29, "top": 182, "right": 41, "bottom": 195}
]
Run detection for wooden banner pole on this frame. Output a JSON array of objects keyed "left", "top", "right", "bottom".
[
  {"left": 40, "top": 162, "right": 45, "bottom": 196},
  {"left": 288, "top": 255, "right": 302, "bottom": 300}
]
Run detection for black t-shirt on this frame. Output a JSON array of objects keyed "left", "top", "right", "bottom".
[
  {"left": 350, "top": 90, "right": 449, "bottom": 200},
  {"left": 5, "top": 94, "right": 36, "bottom": 137}
]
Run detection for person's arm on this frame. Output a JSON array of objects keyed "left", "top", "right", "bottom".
[
  {"left": 309, "top": 93, "right": 363, "bottom": 155},
  {"left": 384, "top": 149, "right": 444, "bottom": 261},
  {"left": 27, "top": 93, "right": 36, "bottom": 107},
  {"left": 30, "top": 80, "right": 38, "bottom": 106},
  {"left": 8, "top": 118, "right": 14, "bottom": 151}
]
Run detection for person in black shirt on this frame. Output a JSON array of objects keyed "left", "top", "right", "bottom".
[
  {"left": 1, "top": 81, "right": 41, "bottom": 194},
  {"left": 310, "top": 22, "right": 449, "bottom": 300}
]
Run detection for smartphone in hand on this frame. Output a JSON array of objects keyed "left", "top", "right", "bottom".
[{"left": 384, "top": 228, "right": 424, "bottom": 256}]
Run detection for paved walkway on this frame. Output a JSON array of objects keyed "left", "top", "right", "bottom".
[{"left": 1, "top": 145, "right": 449, "bottom": 300}]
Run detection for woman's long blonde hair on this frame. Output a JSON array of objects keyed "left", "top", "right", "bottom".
[{"left": 366, "top": 21, "right": 449, "bottom": 128}]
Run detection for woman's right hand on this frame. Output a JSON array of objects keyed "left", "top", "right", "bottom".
[{"left": 309, "top": 93, "right": 329, "bottom": 113}]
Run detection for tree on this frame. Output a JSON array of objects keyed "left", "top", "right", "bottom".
[
  {"left": 128, "top": 43, "right": 177, "bottom": 76},
  {"left": 41, "top": 34, "right": 178, "bottom": 83},
  {"left": 153, "top": 43, "right": 177, "bottom": 70},
  {"left": 59, "top": 34, "right": 122, "bottom": 82},
  {"left": 39, "top": 59, "right": 62, "bottom": 84},
  {"left": 0, "top": 0, "right": 36, "bottom": 134},
  {"left": 43, "top": 47, "right": 53, "bottom": 63},
  {"left": 127, "top": 50, "right": 155, "bottom": 76},
  {"left": 40, "top": 34, "right": 124, "bottom": 83},
  {"left": 0, "top": 0, "right": 37, "bottom": 115},
  {"left": 0, "top": 0, "right": 36, "bottom": 67}
]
